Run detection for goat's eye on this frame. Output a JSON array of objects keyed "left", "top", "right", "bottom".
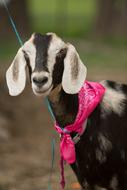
[
  {"left": 57, "top": 48, "right": 67, "bottom": 58},
  {"left": 60, "top": 48, "right": 67, "bottom": 55}
]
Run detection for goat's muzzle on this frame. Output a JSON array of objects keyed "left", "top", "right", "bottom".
[{"left": 31, "top": 71, "right": 53, "bottom": 96}]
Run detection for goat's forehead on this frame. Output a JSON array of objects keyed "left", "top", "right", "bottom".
[
  {"left": 33, "top": 33, "right": 52, "bottom": 54},
  {"left": 24, "top": 33, "right": 65, "bottom": 53},
  {"left": 47, "top": 33, "right": 66, "bottom": 53},
  {"left": 22, "top": 33, "right": 66, "bottom": 71}
]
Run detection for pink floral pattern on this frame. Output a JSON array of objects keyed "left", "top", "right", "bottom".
[{"left": 55, "top": 81, "right": 105, "bottom": 164}]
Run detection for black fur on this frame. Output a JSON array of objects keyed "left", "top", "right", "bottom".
[
  {"left": 52, "top": 48, "right": 67, "bottom": 89},
  {"left": 49, "top": 89, "right": 78, "bottom": 127},
  {"left": 50, "top": 80, "right": 127, "bottom": 190},
  {"left": 33, "top": 33, "right": 52, "bottom": 72}
]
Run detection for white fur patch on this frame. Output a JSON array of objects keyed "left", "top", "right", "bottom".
[
  {"left": 95, "top": 186, "right": 107, "bottom": 190},
  {"left": 6, "top": 48, "right": 27, "bottom": 96},
  {"left": 120, "top": 150, "right": 125, "bottom": 160},
  {"left": 96, "top": 133, "right": 112, "bottom": 163},
  {"left": 110, "top": 176, "right": 118, "bottom": 190},
  {"left": 23, "top": 39, "right": 37, "bottom": 71},
  {"left": 62, "top": 44, "right": 87, "bottom": 94},
  {"left": 6, "top": 38, "right": 37, "bottom": 96},
  {"left": 82, "top": 181, "right": 90, "bottom": 190},
  {"left": 47, "top": 33, "right": 66, "bottom": 73},
  {"left": 95, "top": 148, "right": 107, "bottom": 163},
  {"left": 100, "top": 81, "right": 126, "bottom": 116},
  {"left": 98, "top": 133, "right": 112, "bottom": 152}
]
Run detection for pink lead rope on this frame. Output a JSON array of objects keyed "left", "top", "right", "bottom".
[{"left": 55, "top": 81, "right": 105, "bottom": 188}]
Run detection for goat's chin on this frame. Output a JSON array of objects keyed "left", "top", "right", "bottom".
[{"left": 32, "top": 86, "right": 53, "bottom": 97}]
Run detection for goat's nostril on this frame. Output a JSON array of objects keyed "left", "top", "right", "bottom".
[
  {"left": 33, "top": 77, "right": 48, "bottom": 86},
  {"left": 41, "top": 77, "right": 48, "bottom": 84}
]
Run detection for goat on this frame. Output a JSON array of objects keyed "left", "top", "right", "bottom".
[{"left": 6, "top": 33, "right": 127, "bottom": 190}]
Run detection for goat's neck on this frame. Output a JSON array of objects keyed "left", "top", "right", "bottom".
[{"left": 48, "top": 85, "right": 79, "bottom": 128}]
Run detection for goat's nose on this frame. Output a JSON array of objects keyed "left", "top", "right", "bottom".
[{"left": 33, "top": 76, "right": 48, "bottom": 87}]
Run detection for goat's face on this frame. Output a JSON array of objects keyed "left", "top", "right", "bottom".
[{"left": 6, "top": 33, "right": 87, "bottom": 96}]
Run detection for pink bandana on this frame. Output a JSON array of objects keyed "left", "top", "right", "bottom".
[{"left": 54, "top": 81, "right": 105, "bottom": 188}]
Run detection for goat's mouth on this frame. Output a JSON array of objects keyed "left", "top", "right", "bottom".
[{"left": 32, "top": 84, "right": 53, "bottom": 96}]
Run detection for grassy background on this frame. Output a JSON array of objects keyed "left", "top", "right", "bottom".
[
  {"left": 0, "top": 0, "right": 127, "bottom": 74},
  {"left": 28, "top": 0, "right": 96, "bottom": 36}
]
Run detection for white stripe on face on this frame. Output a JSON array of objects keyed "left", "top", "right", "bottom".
[
  {"left": 47, "top": 33, "right": 67, "bottom": 73},
  {"left": 23, "top": 37, "right": 37, "bottom": 72}
]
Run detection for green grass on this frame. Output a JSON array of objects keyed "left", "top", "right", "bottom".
[
  {"left": 69, "top": 39, "right": 127, "bottom": 71},
  {"left": 1, "top": 0, "right": 127, "bottom": 73},
  {"left": 0, "top": 41, "right": 19, "bottom": 62},
  {"left": 28, "top": 0, "right": 96, "bottom": 37},
  {"left": 85, "top": 48, "right": 127, "bottom": 71},
  {"left": 29, "top": 0, "right": 95, "bottom": 15}
]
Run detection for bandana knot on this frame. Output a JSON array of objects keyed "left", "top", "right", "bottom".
[
  {"left": 54, "top": 81, "right": 105, "bottom": 188},
  {"left": 55, "top": 124, "right": 76, "bottom": 164},
  {"left": 55, "top": 81, "right": 105, "bottom": 164}
]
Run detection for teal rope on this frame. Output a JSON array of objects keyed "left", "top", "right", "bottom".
[
  {"left": 2, "top": 0, "right": 55, "bottom": 121},
  {"left": 2, "top": 0, "right": 23, "bottom": 46},
  {"left": 2, "top": 1, "right": 56, "bottom": 189},
  {"left": 45, "top": 98, "right": 56, "bottom": 121},
  {"left": 45, "top": 99, "right": 56, "bottom": 190},
  {"left": 48, "top": 138, "right": 56, "bottom": 190},
  {"left": 2, "top": 0, "right": 55, "bottom": 123},
  {"left": 2, "top": 0, "right": 55, "bottom": 122}
]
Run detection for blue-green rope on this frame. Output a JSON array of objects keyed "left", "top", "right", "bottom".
[
  {"left": 2, "top": 0, "right": 23, "bottom": 46},
  {"left": 2, "top": 1, "right": 56, "bottom": 189},
  {"left": 2, "top": 0, "right": 55, "bottom": 122},
  {"left": 45, "top": 98, "right": 56, "bottom": 121},
  {"left": 48, "top": 138, "right": 56, "bottom": 190}
]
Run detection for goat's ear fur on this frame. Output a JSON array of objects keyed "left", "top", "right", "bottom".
[
  {"left": 6, "top": 48, "right": 27, "bottom": 96},
  {"left": 62, "top": 44, "right": 87, "bottom": 94}
]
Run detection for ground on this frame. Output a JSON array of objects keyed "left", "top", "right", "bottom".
[
  {"left": 0, "top": 64, "right": 78, "bottom": 190},
  {"left": 0, "top": 61, "right": 127, "bottom": 190}
]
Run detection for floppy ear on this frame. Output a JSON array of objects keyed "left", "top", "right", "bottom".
[
  {"left": 6, "top": 48, "right": 27, "bottom": 96},
  {"left": 62, "top": 44, "right": 87, "bottom": 94}
]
